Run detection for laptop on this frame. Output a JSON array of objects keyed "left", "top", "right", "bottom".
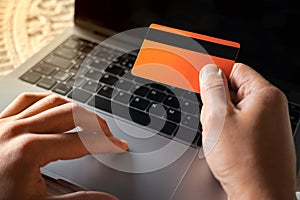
[{"left": 0, "top": 0, "right": 299, "bottom": 199}]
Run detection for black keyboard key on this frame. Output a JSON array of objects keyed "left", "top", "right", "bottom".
[
  {"left": 130, "top": 96, "right": 150, "bottom": 111},
  {"left": 147, "top": 89, "right": 166, "bottom": 103},
  {"left": 291, "top": 122, "right": 297, "bottom": 132},
  {"left": 129, "top": 108, "right": 151, "bottom": 126},
  {"left": 37, "top": 78, "right": 57, "bottom": 90},
  {"left": 52, "top": 83, "right": 72, "bottom": 95},
  {"left": 146, "top": 115, "right": 178, "bottom": 135},
  {"left": 120, "top": 71, "right": 134, "bottom": 81},
  {"left": 88, "top": 95, "right": 112, "bottom": 113},
  {"left": 160, "top": 121, "right": 178, "bottom": 135},
  {"left": 70, "top": 64, "right": 88, "bottom": 75},
  {"left": 105, "top": 64, "right": 125, "bottom": 76},
  {"left": 33, "top": 63, "right": 56, "bottom": 76},
  {"left": 68, "top": 88, "right": 92, "bottom": 103},
  {"left": 289, "top": 103, "right": 300, "bottom": 113},
  {"left": 150, "top": 83, "right": 167, "bottom": 91},
  {"left": 181, "top": 115, "right": 200, "bottom": 131},
  {"left": 99, "top": 74, "right": 119, "bottom": 86},
  {"left": 98, "top": 85, "right": 115, "bottom": 98},
  {"left": 166, "top": 108, "right": 181, "bottom": 123},
  {"left": 289, "top": 110, "right": 300, "bottom": 124},
  {"left": 69, "top": 63, "right": 81, "bottom": 73},
  {"left": 20, "top": 71, "right": 42, "bottom": 84},
  {"left": 120, "top": 57, "right": 135, "bottom": 68},
  {"left": 97, "top": 98, "right": 149, "bottom": 125},
  {"left": 73, "top": 37, "right": 93, "bottom": 46},
  {"left": 132, "top": 85, "right": 150, "bottom": 97},
  {"left": 114, "top": 91, "right": 132, "bottom": 105},
  {"left": 98, "top": 45, "right": 113, "bottom": 53},
  {"left": 163, "top": 95, "right": 180, "bottom": 109},
  {"left": 52, "top": 71, "right": 71, "bottom": 81},
  {"left": 84, "top": 69, "right": 102, "bottom": 80},
  {"left": 44, "top": 55, "right": 72, "bottom": 69},
  {"left": 66, "top": 76, "right": 86, "bottom": 87},
  {"left": 90, "top": 60, "right": 109, "bottom": 71},
  {"left": 80, "top": 45, "right": 94, "bottom": 54},
  {"left": 289, "top": 103, "right": 300, "bottom": 131},
  {"left": 175, "top": 126, "right": 199, "bottom": 144},
  {"left": 134, "top": 76, "right": 148, "bottom": 84},
  {"left": 110, "top": 101, "right": 131, "bottom": 118},
  {"left": 182, "top": 101, "right": 200, "bottom": 115},
  {"left": 74, "top": 56, "right": 86, "bottom": 66},
  {"left": 54, "top": 47, "right": 78, "bottom": 59},
  {"left": 94, "top": 50, "right": 110, "bottom": 59},
  {"left": 146, "top": 116, "right": 175, "bottom": 135},
  {"left": 111, "top": 56, "right": 122, "bottom": 64},
  {"left": 106, "top": 54, "right": 119, "bottom": 62},
  {"left": 63, "top": 38, "right": 80, "bottom": 49},
  {"left": 115, "top": 79, "right": 134, "bottom": 91},
  {"left": 147, "top": 103, "right": 166, "bottom": 117},
  {"left": 129, "top": 49, "right": 139, "bottom": 56},
  {"left": 168, "top": 87, "right": 186, "bottom": 97},
  {"left": 111, "top": 49, "right": 124, "bottom": 57},
  {"left": 183, "top": 91, "right": 202, "bottom": 104},
  {"left": 82, "top": 81, "right": 101, "bottom": 93}
]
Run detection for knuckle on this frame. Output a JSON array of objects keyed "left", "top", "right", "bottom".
[
  {"left": 273, "top": 87, "right": 288, "bottom": 102},
  {"left": 267, "top": 86, "right": 288, "bottom": 106},
  {"left": 14, "top": 135, "right": 40, "bottom": 157},
  {"left": 1, "top": 121, "right": 23, "bottom": 138},
  {"left": 47, "top": 94, "right": 67, "bottom": 104},
  {"left": 70, "top": 102, "right": 83, "bottom": 112},
  {"left": 18, "top": 92, "right": 34, "bottom": 101},
  {"left": 68, "top": 102, "right": 85, "bottom": 120}
]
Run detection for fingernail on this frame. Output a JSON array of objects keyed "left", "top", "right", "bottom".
[
  {"left": 200, "top": 64, "right": 221, "bottom": 81},
  {"left": 120, "top": 139, "right": 129, "bottom": 151}
]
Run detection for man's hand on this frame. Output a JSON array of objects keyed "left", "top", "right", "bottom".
[
  {"left": 199, "top": 63, "right": 297, "bottom": 200},
  {"left": 0, "top": 93, "right": 128, "bottom": 200}
]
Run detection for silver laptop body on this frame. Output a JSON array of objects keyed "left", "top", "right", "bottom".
[{"left": 0, "top": 0, "right": 227, "bottom": 199}]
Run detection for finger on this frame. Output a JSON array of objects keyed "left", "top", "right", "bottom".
[
  {"left": 19, "top": 102, "right": 113, "bottom": 137},
  {"left": 32, "top": 132, "right": 128, "bottom": 166},
  {"left": 46, "top": 191, "right": 118, "bottom": 200},
  {"left": 15, "top": 94, "right": 70, "bottom": 119},
  {"left": 199, "top": 64, "right": 233, "bottom": 154},
  {"left": 229, "top": 63, "right": 272, "bottom": 102},
  {"left": 199, "top": 64, "right": 232, "bottom": 118},
  {"left": 0, "top": 92, "right": 50, "bottom": 118}
]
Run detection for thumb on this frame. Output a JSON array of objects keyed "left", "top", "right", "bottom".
[
  {"left": 199, "top": 64, "right": 231, "bottom": 112},
  {"left": 47, "top": 191, "right": 118, "bottom": 200},
  {"left": 199, "top": 64, "right": 232, "bottom": 156}
]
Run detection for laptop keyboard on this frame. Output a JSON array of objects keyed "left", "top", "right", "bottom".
[
  {"left": 19, "top": 35, "right": 300, "bottom": 147},
  {"left": 19, "top": 35, "right": 203, "bottom": 147},
  {"left": 289, "top": 102, "right": 300, "bottom": 132}
]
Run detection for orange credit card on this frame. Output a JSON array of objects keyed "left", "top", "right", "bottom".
[{"left": 131, "top": 23, "right": 240, "bottom": 93}]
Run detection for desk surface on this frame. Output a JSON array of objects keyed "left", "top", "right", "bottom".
[{"left": 0, "top": 0, "right": 300, "bottom": 195}]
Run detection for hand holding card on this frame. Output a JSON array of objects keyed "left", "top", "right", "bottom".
[{"left": 132, "top": 23, "right": 240, "bottom": 93}]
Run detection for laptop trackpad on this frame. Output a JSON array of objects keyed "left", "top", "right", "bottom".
[{"left": 42, "top": 116, "right": 200, "bottom": 200}]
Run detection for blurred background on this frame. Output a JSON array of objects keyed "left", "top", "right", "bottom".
[{"left": 0, "top": 0, "right": 74, "bottom": 78}]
